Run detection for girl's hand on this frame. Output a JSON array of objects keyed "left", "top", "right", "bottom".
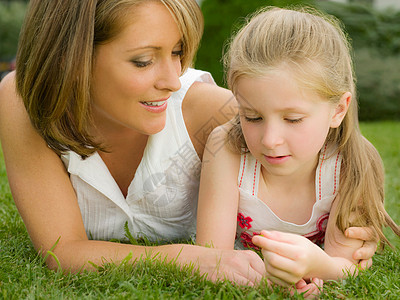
[
  {"left": 345, "top": 226, "right": 378, "bottom": 269},
  {"left": 292, "top": 278, "right": 323, "bottom": 299},
  {"left": 252, "top": 230, "right": 323, "bottom": 285}
]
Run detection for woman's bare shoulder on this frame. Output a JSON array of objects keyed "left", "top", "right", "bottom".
[
  {"left": 183, "top": 81, "right": 237, "bottom": 123},
  {"left": 182, "top": 81, "right": 238, "bottom": 159},
  {"left": 0, "top": 70, "right": 67, "bottom": 180},
  {"left": 0, "top": 72, "right": 26, "bottom": 137},
  {"left": 0, "top": 71, "right": 18, "bottom": 109},
  {"left": 0, "top": 71, "right": 37, "bottom": 143}
]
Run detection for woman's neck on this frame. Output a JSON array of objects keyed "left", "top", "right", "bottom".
[{"left": 89, "top": 112, "right": 150, "bottom": 197}]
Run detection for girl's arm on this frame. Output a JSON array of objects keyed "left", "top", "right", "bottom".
[
  {"left": 196, "top": 124, "right": 243, "bottom": 249},
  {"left": 0, "top": 72, "right": 263, "bottom": 285},
  {"left": 252, "top": 197, "right": 363, "bottom": 284}
]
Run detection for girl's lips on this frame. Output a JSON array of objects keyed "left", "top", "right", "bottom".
[{"left": 264, "top": 155, "right": 290, "bottom": 165}]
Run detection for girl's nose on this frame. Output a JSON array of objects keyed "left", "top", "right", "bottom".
[{"left": 261, "top": 122, "right": 284, "bottom": 149}]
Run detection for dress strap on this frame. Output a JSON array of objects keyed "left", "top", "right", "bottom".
[
  {"left": 315, "top": 144, "right": 342, "bottom": 202},
  {"left": 238, "top": 153, "right": 260, "bottom": 196}
]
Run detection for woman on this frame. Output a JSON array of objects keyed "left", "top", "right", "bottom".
[{"left": 0, "top": 0, "right": 375, "bottom": 286}]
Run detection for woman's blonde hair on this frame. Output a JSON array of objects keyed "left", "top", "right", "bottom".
[
  {"left": 16, "top": 0, "right": 203, "bottom": 158},
  {"left": 224, "top": 6, "right": 400, "bottom": 247}
]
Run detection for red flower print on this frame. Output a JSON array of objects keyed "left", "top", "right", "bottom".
[
  {"left": 240, "top": 231, "right": 261, "bottom": 250},
  {"left": 237, "top": 213, "right": 253, "bottom": 229}
]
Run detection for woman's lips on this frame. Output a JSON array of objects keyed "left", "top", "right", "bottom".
[{"left": 140, "top": 97, "right": 169, "bottom": 113}]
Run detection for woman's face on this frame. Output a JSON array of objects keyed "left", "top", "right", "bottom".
[{"left": 91, "top": 1, "right": 183, "bottom": 136}]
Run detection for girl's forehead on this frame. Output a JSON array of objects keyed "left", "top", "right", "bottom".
[{"left": 234, "top": 72, "right": 330, "bottom": 113}]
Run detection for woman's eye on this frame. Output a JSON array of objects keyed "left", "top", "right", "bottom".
[
  {"left": 245, "top": 116, "right": 262, "bottom": 122},
  {"left": 172, "top": 49, "right": 184, "bottom": 57},
  {"left": 132, "top": 60, "right": 152, "bottom": 68}
]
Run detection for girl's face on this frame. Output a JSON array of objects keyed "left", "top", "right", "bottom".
[
  {"left": 236, "top": 69, "right": 348, "bottom": 179},
  {"left": 91, "top": 1, "right": 183, "bottom": 136}
]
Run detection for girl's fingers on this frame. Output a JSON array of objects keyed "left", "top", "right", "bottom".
[
  {"left": 264, "top": 256, "right": 302, "bottom": 285},
  {"left": 358, "top": 258, "right": 373, "bottom": 270},
  {"left": 293, "top": 282, "right": 317, "bottom": 298},
  {"left": 295, "top": 278, "right": 308, "bottom": 289},
  {"left": 263, "top": 249, "right": 300, "bottom": 274},
  {"left": 310, "top": 277, "right": 324, "bottom": 291},
  {"left": 267, "top": 275, "right": 293, "bottom": 287},
  {"left": 260, "top": 230, "right": 302, "bottom": 243},
  {"left": 253, "top": 235, "right": 300, "bottom": 260}
]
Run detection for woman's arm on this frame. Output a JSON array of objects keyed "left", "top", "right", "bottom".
[
  {"left": 345, "top": 226, "right": 377, "bottom": 269},
  {"left": 0, "top": 72, "right": 263, "bottom": 285}
]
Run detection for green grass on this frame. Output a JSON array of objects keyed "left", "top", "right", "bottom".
[{"left": 1, "top": 121, "right": 399, "bottom": 299}]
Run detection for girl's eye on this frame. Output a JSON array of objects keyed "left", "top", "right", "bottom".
[
  {"left": 132, "top": 60, "right": 152, "bottom": 68},
  {"left": 245, "top": 116, "right": 262, "bottom": 122},
  {"left": 286, "top": 118, "right": 303, "bottom": 124}
]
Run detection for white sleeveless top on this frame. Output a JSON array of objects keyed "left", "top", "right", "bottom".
[
  {"left": 235, "top": 144, "right": 342, "bottom": 250},
  {"left": 61, "top": 68, "right": 215, "bottom": 242}
]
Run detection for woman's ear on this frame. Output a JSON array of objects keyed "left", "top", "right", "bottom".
[{"left": 330, "top": 92, "right": 351, "bottom": 128}]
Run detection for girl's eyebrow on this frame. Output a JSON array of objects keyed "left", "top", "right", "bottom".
[
  {"left": 235, "top": 96, "right": 254, "bottom": 110},
  {"left": 238, "top": 106, "right": 260, "bottom": 116}
]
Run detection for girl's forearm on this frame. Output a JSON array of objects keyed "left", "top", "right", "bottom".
[{"left": 311, "top": 249, "right": 358, "bottom": 280}]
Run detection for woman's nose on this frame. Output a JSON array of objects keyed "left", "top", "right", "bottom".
[{"left": 155, "top": 59, "right": 182, "bottom": 92}]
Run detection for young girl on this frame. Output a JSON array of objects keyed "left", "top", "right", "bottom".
[{"left": 196, "top": 6, "right": 400, "bottom": 293}]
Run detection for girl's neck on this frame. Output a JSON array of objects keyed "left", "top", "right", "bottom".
[
  {"left": 258, "top": 156, "right": 319, "bottom": 225},
  {"left": 261, "top": 156, "right": 318, "bottom": 190}
]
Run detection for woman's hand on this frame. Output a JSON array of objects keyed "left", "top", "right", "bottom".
[
  {"left": 252, "top": 230, "right": 324, "bottom": 286},
  {"left": 182, "top": 246, "right": 265, "bottom": 286},
  {"left": 345, "top": 226, "right": 378, "bottom": 269}
]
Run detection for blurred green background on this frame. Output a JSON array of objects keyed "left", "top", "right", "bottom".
[
  {"left": 1, "top": 0, "right": 399, "bottom": 120},
  {"left": 196, "top": 0, "right": 400, "bottom": 121}
]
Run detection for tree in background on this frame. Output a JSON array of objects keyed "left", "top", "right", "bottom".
[
  {"left": 1, "top": 0, "right": 398, "bottom": 120},
  {"left": 196, "top": 0, "right": 314, "bottom": 87},
  {"left": 196, "top": 0, "right": 400, "bottom": 121},
  {"left": 0, "top": 1, "right": 27, "bottom": 59}
]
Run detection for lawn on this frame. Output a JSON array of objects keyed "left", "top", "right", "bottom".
[{"left": 0, "top": 121, "right": 399, "bottom": 299}]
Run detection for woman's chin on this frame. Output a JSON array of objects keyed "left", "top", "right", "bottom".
[{"left": 137, "top": 117, "right": 167, "bottom": 136}]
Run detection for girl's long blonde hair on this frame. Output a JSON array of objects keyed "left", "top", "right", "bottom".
[
  {"left": 16, "top": 0, "right": 203, "bottom": 158},
  {"left": 224, "top": 6, "right": 400, "bottom": 247}
]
